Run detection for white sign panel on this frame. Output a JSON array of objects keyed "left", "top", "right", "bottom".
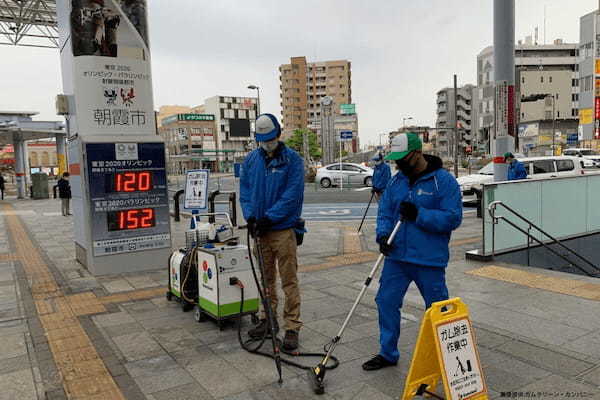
[
  {"left": 115, "top": 143, "right": 138, "bottom": 160},
  {"left": 495, "top": 81, "right": 508, "bottom": 138},
  {"left": 70, "top": 0, "right": 155, "bottom": 136},
  {"left": 184, "top": 169, "right": 209, "bottom": 210},
  {"left": 437, "top": 318, "right": 485, "bottom": 400}
]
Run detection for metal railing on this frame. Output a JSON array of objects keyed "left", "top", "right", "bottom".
[{"left": 488, "top": 200, "right": 600, "bottom": 277}]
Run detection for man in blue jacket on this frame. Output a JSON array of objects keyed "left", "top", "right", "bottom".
[
  {"left": 505, "top": 152, "right": 528, "bottom": 180},
  {"left": 362, "top": 133, "right": 463, "bottom": 371},
  {"left": 371, "top": 153, "right": 391, "bottom": 200},
  {"left": 240, "top": 113, "right": 305, "bottom": 351}
]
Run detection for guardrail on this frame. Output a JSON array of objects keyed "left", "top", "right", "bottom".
[{"left": 488, "top": 200, "right": 600, "bottom": 277}]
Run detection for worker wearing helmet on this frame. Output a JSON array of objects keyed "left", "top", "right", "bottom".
[
  {"left": 505, "top": 152, "right": 528, "bottom": 180},
  {"left": 363, "top": 133, "right": 462, "bottom": 371},
  {"left": 371, "top": 153, "right": 391, "bottom": 200},
  {"left": 240, "top": 113, "right": 305, "bottom": 351}
]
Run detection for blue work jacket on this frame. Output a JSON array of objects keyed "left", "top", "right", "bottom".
[
  {"left": 239, "top": 143, "right": 304, "bottom": 231},
  {"left": 376, "top": 156, "right": 462, "bottom": 268},
  {"left": 372, "top": 162, "right": 392, "bottom": 192},
  {"left": 507, "top": 160, "right": 528, "bottom": 180}
]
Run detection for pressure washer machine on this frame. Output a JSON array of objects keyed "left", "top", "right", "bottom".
[
  {"left": 193, "top": 241, "right": 259, "bottom": 330},
  {"left": 166, "top": 210, "right": 259, "bottom": 329}
]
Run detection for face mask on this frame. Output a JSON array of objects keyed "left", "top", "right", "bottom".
[
  {"left": 396, "top": 159, "right": 415, "bottom": 176},
  {"left": 260, "top": 140, "right": 279, "bottom": 153}
]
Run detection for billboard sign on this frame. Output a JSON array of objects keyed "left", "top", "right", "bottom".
[
  {"left": 69, "top": 0, "right": 155, "bottom": 136},
  {"left": 340, "top": 104, "right": 356, "bottom": 115},
  {"left": 494, "top": 81, "right": 515, "bottom": 138}
]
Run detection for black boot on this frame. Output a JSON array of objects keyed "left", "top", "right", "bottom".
[
  {"left": 282, "top": 330, "right": 299, "bottom": 351},
  {"left": 362, "top": 355, "right": 397, "bottom": 371},
  {"left": 248, "top": 319, "right": 279, "bottom": 339}
]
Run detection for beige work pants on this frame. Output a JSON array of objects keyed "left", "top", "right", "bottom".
[{"left": 256, "top": 228, "right": 302, "bottom": 331}]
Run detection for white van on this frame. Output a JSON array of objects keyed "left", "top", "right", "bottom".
[
  {"left": 562, "top": 148, "right": 600, "bottom": 168},
  {"left": 458, "top": 155, "right": 592, "bottom": 198}
]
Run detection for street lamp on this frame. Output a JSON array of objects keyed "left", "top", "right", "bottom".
[
  {"left": 402, "top": 117, "right": 414, "bottom": 129},
  {"left": 247, "top": 85, "right": 260, "bottom": 115}
]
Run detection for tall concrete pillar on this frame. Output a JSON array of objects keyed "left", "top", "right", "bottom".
[
  {"left": 493, "top": 0, "right": 515, "bottom": 181},
  {"left": 56, "top": 132, "right": 67, "bottom": 176},
  {"left": 13, "top": 133, "right": 26, "bottom": 199}
]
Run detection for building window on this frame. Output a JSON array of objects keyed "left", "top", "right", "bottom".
[
  {"left": 540, "top": 76, "right": 544, "bottom": 83},
  {"left": 549, "top": 76, "right": 553, "bottom": 83},
  {"left": 522, "top": 76, "right": 525, "bottom": 84},
  {"left": 555, "top": 93, "right": 558, "bottom": 100},
  {"left": 557, "top": 111, "right": 560, "bottom": 118}
]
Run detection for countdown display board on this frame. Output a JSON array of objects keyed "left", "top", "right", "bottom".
[{"left": 85, "top": 142, "right": 170, "bottom": 257}]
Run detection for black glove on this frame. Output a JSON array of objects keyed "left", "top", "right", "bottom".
[
  {"left": 376, "top": 235, "right": 394, "bottom": 256},
  {"left": 255, "top": 217, "right": 273, "bottom": 237},
  {"left": 246, "top": 217, "right": 257, "bottom": 238},
  {"left": 400, "top": 201, "right": 418, "bottom": 222},
  {"left": 371, "top": 188, "right": 381, "bottom": 194}
]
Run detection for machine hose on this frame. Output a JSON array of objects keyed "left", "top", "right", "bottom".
[{"left": 237, "top": 228, "right": 340, "bottom": 371}]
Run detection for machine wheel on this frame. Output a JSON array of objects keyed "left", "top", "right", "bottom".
[
  {"left": 251, "top": 314, "right": 260, "bottom": 325},
  {"left": 182, "top": 301, "right": 194, "bottom": 312},
  {"left": 320, "top": 178, "right": 332, "bottom": 188},
  {"left": 364, "top": 176, "right": 373, "bottom": 187},
  {"left": 166, "top": 291, "right": 173, "bottom": 301},
  {"left": 194, "top": 306, "right": 207, "bottom": 323}
]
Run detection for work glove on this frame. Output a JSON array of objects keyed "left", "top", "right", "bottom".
[
  {"left": 400, "top": 201, "right": 418, "bottom": 222},
  {"left": 371, "top": 188, "right": 381, "bottom": 195},
  {"left": 255, "top": 217, "right": 273, "bottom": 237},
  {"left": 246, "top": 217, "right": 257, "bottom": 238},
  {"left": 376, "top": 235, "right": 394, "bottom": 257}
]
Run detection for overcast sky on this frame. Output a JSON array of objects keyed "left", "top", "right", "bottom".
[{"left": 0, "top": 0, "right": 598, "bottom": 146}]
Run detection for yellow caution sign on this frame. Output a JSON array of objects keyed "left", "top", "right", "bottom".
[{"left": 401, "top": 298, "right": 488, "bottom": 400}]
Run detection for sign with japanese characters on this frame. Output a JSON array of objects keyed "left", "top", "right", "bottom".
[
  {"left": 494, "top": 81, "right": 515, "bottom": 138},
  {"left": 402, "top": 298, "right": 488, "bottom": 400},
  {"left": 184, "top": 169, "right": 209, "bottom": 210},
  {"left": 85, "top": 142, "right": 170, "bottom": 256},
  {"left": 69, "top": 0, "right": 155, "bottom": 136},
  {"left": 437, "top": 318, "right": 485, "bottom": 400}
]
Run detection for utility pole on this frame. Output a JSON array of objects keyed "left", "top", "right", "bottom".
[
  {"left": 493, "top": 0, "right": 515, "bottom": 181},
  {"left": 453, "top": 74, "right": 459, "bottom": 178},
  {"left": 551, "top": 95, "right": 556, "bottom": 155}
]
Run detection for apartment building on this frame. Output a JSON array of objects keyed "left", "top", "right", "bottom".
[
  {"left": 435, "top": 85, "right": 475, "bottom": 159},
  {"left": 474, "top": 39, "right": 579, "bottom": 154},
  {"left": 279, "top": 57, "right": 352, "bottom": 139}
]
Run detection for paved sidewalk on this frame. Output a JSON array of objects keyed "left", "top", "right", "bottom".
[{"left": 0, "top": 197, "right": 599, "bottom": 399}]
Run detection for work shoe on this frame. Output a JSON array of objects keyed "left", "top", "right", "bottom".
[
  {"left": 248, "top": 319, "right": 279, "bottom": 339},
  {"left": 282, "top": 330, "right": 299, "bottom": 351},
  {"left": 362, "top": 355, "right": 397, "bottom": 371}
]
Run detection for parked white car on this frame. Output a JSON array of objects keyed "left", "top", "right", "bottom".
[
  {"left": 457, "top": 155, "right": 592, "bottom": 198},
  {"left": 316, "top": 163, "right": 374, "bottom": 188},
  {"left": 562, "top": 148, "right": 600, "bottom": 168}
]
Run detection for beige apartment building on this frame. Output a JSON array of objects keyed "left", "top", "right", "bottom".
[{"left": 279, "top": 57, "right": 352, "bottom": 138}]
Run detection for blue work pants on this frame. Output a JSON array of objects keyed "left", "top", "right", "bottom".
[{"left": 375, "top": 259, "right": 449, "bottom": 363}]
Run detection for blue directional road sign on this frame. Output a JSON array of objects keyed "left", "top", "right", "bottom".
[{"left": 340, "top": 131, "right": 353, "bottom": 141}]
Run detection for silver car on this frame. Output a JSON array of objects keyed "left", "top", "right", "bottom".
[{"left": 316, "top": 163, "right": 374, "bottom": 188}]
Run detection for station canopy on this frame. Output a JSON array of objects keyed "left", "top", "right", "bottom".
[{"left": 0, "top": 1, "right": 58, "bottom": 48}]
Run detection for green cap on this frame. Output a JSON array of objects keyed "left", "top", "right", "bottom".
[
  {"left": 385, "top": 133, "right": 422, "bottom": 161},
  {"left": 503, "top": 152, "right": 514, "bottom": 160}
]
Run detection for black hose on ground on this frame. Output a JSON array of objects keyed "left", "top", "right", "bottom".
[{"left": 236, "top": 228, "right": 340, "bottom": 372}]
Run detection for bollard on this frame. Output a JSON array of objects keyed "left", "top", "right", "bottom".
[{"left": 173, "top": 189, "right": 184, "bottom": 222}]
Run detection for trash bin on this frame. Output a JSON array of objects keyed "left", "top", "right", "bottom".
[{"left": 31, "top": 173, "right": 50, "bottom": 199}]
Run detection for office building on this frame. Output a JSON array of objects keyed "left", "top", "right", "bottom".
[
  {"left": 579, "top": 9, "right": 600, "bottom": 149},
  {"left": 474, "top": 39, "right": 579, "bottom": 155},
  {"left": 158, "top": 113, "right": 218, "bottom": 174}
]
